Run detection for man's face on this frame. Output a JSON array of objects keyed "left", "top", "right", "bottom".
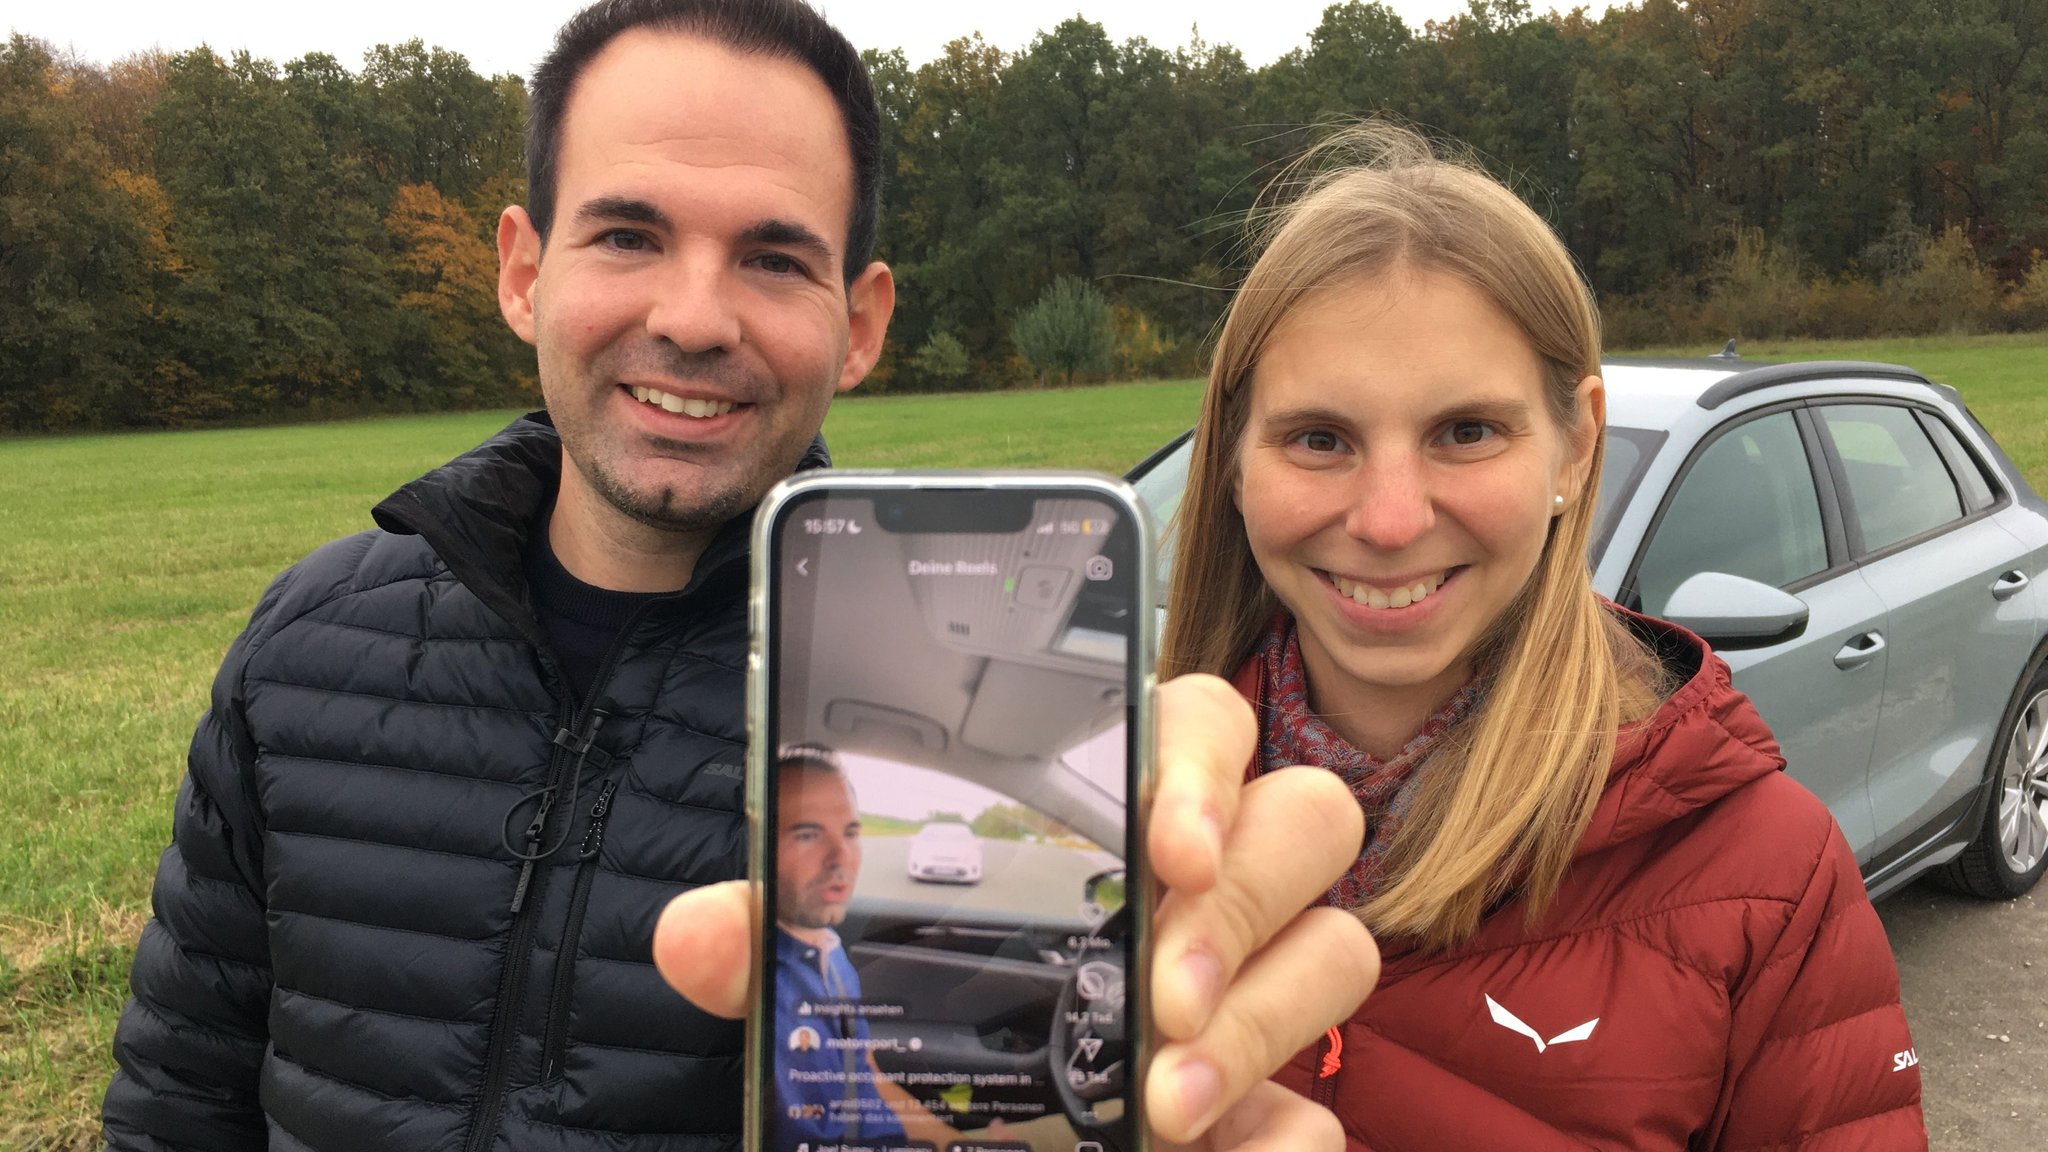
[
  {"left": 498, "top": 30, "right": 893, "bottom": 533},
  {"left": 776, "top": 766, "right": 862, "bottom": 931}
]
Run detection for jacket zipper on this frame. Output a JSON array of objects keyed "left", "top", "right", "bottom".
[
  {"left": 463, "top": 612, "right": 646, "bottom": 1152},
  {"left": 541, "top": 778, "right": 619, "bottom": 1081},
  {"left": 1312, "top": 1025, "right": 1343, "bottom": 1108}
]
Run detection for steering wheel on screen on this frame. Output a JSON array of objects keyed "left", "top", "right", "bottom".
[{"left": 1046, "top": 902, "right": 1130, "bottom": 1146}]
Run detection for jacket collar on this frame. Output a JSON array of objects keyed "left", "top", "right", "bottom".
[
  {"left": 1574, "top": 608, "right": 1786, "bottom": 858},
  {"left": 371, "top": 410, "right": 831, "bottom": 644}
]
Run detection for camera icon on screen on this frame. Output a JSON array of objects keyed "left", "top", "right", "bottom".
[{"left": 1084, "top": 555, "right": 1114, "bottom": 581}]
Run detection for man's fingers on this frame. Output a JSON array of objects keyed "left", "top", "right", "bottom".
[
  {"left": 1147, "top": 906, "right": 1377, "bottom": 1142},
  {"left": 1151, "top": 766, "right": 1363, "bottom": 1040},
  {"left": 1149, "top": 674, "right": 1259, "bottom": 894},
  {"left": 1154, "top": 1079, "right": 1346, "bottom": 1152},
  {"left": 650, "top": 880, "right": 755, "bottom": 1019}
]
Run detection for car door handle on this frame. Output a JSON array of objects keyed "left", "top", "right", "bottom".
[
  {"left": 1992, "top": 570, "right": 2030, "bottom": 601},
  {"left": 1833, "top": 631, "right": 1886, "bottom": 670}
]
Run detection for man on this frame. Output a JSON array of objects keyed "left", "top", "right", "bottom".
[
  {"left": 767, "top": 745, "right": 907, "bottom": 1147},
  {"left": 102, "top": 2, "right": 1376, "bottom": 1150}
]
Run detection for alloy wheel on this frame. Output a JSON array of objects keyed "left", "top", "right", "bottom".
[{"left": 1999, "top": 689, "right": 2048, "bottom": 875}]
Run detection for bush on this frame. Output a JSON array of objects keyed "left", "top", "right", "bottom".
[
  {"left": 1703, "top": 228, "right": 1807, "bottom": 339},
  {"left": 1012, "top": 276, "right": 1115, "bottom": 387},
  {"left": 1797, "top": 277, "right": 1888, "bottom": 340},
  {"left": 1889, "top": 226, "right": 2002, "bottom": 334},
  {"left": 1112, "top": 306, "right": 1187, "bottom": 380},
  {"left": 909, "top": 331, "right": 972, "bottom": 387},
  {"left": 2012, "top": 255, "right": 2048, "bottom": 331}
]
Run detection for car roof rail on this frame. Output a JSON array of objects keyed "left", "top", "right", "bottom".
[{"left": 1695, "top": 360, "right": 1942, "bottom": 411}]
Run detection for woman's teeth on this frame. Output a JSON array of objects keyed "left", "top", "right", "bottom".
[
  {"left": 1331, "top": 571, "right": 1448, "bottom": 610},
  {"left": 630, "top": 385, "right": 736, "bottom": 419}
]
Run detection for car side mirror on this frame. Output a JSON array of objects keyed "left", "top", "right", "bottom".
[
  {"left": 1659, "top": 571, "right": 1810, "bottom": 648},
  {"left": 1081, "top": 868, "right": 1126, "bottom": 920}
]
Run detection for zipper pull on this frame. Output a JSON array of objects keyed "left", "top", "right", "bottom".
[
  {"left": 511, "top": 702, "right": 617, "bottom": 913},
  {"left": 510, "top": 856, "right": 538, "bottom": 914},
  {"left": 579, "top": 780, "right": 620, "bottom": 861},
  {"left": 509, "top": 780, "right": 562, "bottom": 913}
]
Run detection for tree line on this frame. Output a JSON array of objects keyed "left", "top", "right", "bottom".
[{"left": 3, "top": 0, "right": 2044, "bottom": 431}]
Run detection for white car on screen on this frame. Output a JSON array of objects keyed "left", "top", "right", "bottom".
[{"left": 906, "top": 821, "right": 984, "bottom": 884}]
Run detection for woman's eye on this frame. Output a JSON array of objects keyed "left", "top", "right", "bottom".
[
  {"left": 1294, "top": 429, "right": 1345, "bottom": 453},
  {"left": 1443, "top": 420, "right": 1494, "bottom": 446}
]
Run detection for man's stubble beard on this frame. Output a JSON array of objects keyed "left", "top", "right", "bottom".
[
  {"left": 577, "top": 445, "right": 752, "bottom": 535},
  {"left": 547, "top": 338, "right": 819, "bottom": 535}
]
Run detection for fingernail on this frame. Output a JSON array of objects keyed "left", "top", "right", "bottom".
[
  {"left": 1178, "top": 947, "right": 1223, "bottom": 1028},
  {"left": 1175, "top": 1057, "right": 1223, "bottom": 1131},
  {"left": 1201, "top": 810, "right": 1225, "bottom": 869}
]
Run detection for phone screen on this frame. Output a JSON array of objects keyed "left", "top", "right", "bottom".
[{"left": 758, "top": 485, "right": 1144, "bottom": 1152}]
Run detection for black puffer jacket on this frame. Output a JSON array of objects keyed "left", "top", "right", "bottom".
[{"left": 105, "top": 413, "right": 816, "bottom": 1151}]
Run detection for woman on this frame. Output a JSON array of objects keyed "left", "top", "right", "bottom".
[{"left": 1162, "top": 124, "right": 1926, "bottom": 1149}]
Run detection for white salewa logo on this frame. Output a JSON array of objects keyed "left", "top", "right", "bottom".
[{"left": 1484, "top": 994, "right": 1599, "bottom": 1054}]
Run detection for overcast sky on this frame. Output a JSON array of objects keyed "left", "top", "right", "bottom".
[{"left": 18, "top": 1, "right": 1614, "bottom": 77}]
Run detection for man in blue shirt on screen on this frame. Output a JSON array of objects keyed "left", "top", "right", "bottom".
[{"left": 771, "top": 744, "right": 910, "bottom": 1147}]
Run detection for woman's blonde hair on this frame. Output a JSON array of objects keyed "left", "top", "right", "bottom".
[{"left": 1161, "top": 122, "right": 1665, "bottom": 950}]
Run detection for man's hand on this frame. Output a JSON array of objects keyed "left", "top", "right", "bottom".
[{"left": 653, "top": 673, "right": 1379, "bottom": 1150}]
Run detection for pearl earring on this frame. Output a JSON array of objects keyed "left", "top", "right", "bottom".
[{"left": 1554, "top": 495, "right": 1565, "bottom": 508}]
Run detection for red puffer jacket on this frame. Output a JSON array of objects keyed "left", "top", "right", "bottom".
[{"left": 1241, "top": 616, "right": 1927, "bottom": 1150}]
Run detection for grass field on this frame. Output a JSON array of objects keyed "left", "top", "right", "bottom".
[{"left": 3, "top": 333, "right": 2043, "bottom": 1147}]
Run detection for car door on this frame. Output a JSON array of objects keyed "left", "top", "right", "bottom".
[
  {"left": 1813, "top": 401, "right": 2039, "bottom": 861},
  {"left": 1623, "top": 406, "right": 1886, "bottom": 855}
]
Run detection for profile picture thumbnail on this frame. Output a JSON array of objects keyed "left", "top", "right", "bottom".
[{"left": 787, "top": 1026, "right": 822, "bottom": 1053}]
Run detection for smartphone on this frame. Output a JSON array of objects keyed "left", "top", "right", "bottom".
[{"left": 746, "top": 472, "right": 1154, "bottom": 1152}]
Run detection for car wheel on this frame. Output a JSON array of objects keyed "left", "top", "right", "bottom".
[{"left": 1941, "top": 660, "right": 2048, "bottom": 899}]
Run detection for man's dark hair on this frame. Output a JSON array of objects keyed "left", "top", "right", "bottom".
[{"left": 527, "top": 0, "right": 882, "bottom": 283}]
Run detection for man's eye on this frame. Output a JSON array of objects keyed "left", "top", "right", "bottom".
[
  {"left": 601, "top": 230, "right": 649, "bottom": 252},
  {"left": 1444, "top": 420, "right": 1495, "bottom": 446},
  {"left": 755, "top": 253, "right": 805, "bottom": 276}
]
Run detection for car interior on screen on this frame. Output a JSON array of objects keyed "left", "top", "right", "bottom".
[{"left": 777, "top": 496, "right": 1135, "bottom": 1144}]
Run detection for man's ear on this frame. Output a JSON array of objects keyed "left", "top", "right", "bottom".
[
  {"left": 836, "top": 261, "right": 896, "bottom": 394},
  {"left": 498, "top": 206, "right": 542, "bottom": 346}
]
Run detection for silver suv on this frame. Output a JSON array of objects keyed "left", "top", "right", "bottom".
[{"left": 1130, "top": 359, "right": 2048, "bottom": 901}]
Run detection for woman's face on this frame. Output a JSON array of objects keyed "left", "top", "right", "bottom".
[{"left": 1235, "top": 266, "right": 1600, "bottom": 713}]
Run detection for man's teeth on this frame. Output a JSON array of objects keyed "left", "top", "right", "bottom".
[
  {"left": 1331, "top": 571, "right": 1449, "bottom": 610},
  {"left": 630, "top": 385, "right": 737, "bottom": 419}
]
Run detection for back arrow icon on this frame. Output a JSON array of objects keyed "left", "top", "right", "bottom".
[{"left": 796, "top": 558, "right": 810, "bottom": 576}]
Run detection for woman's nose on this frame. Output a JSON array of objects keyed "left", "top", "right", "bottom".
[{"left": 1342, "top": 451, "right": 1433, "bottom": 550}]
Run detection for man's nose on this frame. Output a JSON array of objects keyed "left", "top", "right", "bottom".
[
  {"left": 643, "top": 246, "right": 742, "bottom": 354},
  {"left": 1342, "top": 448, "right": 1434, "bottom": 551}
]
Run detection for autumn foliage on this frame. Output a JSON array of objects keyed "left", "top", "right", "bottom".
[{"left": 3, "top": 0, "right": 2046, "bottom": 429}]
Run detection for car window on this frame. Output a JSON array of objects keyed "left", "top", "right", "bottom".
[
  {"left": 1594, "top": 427, "right": 1665, "bottom": 562},
  {"left": 1130, "top": 436, "right": 1191, "bottom": 593},
  {"left": 1819, "top": 404, "right": 1965, "bottom": 553},
  {"left": 1916, "top": 410, "right": 1998, "bottom": 512},
  {"left": 1633, "top": 411, "right": 1828, "bottom": 614}
]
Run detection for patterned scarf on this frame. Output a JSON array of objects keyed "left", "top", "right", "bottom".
[{"left": 1252, "top": 613, "right": 1478, "bottom": 909}]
